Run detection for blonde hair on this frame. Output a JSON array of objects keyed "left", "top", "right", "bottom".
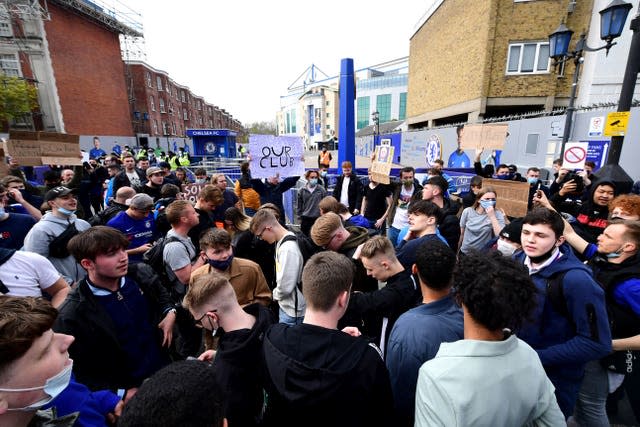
[
  {"left": 183, "top": 274, "right": 237, "bottom": 314},
  {"left": 360, "top": 235, "right": 397, "bottom": 260},
  {"left": 310, "top": 212, "right": 343, "bottom": 247}
]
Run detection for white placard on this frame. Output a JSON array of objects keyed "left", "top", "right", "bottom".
[
  {"left": 249, "top": 135, "right": 305, "bottom": 179},
  {"left": 562, "top": 142, "right": 589, "bottom": 170},
  {"left": 588, "top": 116, "right": 605, "bottom": 137}
]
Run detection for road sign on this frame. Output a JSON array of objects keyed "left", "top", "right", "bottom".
[
  {"left": 604, "top": 111, "right": 630, "bottom": 136},
  {"left": 588, "top": 116, "right": 605, "bottom": 136},
  {"left": 562, "top": 142, "right": 588, "bottom": 170}
]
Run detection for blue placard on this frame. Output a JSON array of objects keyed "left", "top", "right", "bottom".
[{"left": 581, "top": 140, "right": 610, "bottom": 170}]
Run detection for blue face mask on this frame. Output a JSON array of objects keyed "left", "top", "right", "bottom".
[
  {"left": 495, "top": 174, "right": 511, "bottom": 180},
  {"left": 479, "top": 200, "right": 496, "bottom": 210},
  {"left": 308, "top": 178, "right": 318, "bottom": 187},
  {"left": 208, "top": 255, "right": 233, "bottom": 271},
  {"left": 0, "top": 206, "right": 5, "bottom": 217},
  {"left": 527, "top": 177, "right": 539, "bottom": 185},
  {"left": 57, "top": 207, "right": 76, "bottom": 216},
  {"left": 1, "top": 360, "right": 73, "bottom": 412}
]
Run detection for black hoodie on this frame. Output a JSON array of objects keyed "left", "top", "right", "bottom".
[
  {"left": 213, "top": 303, "right": 274, "bottom": 426},
  {"left": 262, "top": 322, "right": 393, "bottom": 427}
]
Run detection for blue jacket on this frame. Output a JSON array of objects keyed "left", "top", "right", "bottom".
[{"left": 515, "top": 243, "right": 611, "bottom": 415}]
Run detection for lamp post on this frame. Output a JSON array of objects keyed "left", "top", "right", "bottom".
[
  {"left": 549, "top": 0, "right": 633, "bottom": 160},
  {"left": 371, "top": 110, "right": 379, "bottom": 147}
]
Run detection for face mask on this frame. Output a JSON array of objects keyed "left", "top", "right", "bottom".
[
  {"left": 195, "top": 178, "right": 207, "bottom": 185},
  {"left": 495, "top": 174, "right": 510, "bottom": 180},
  {"left": 527, "top": 177, "right": 539, "bottom": 185},
  {"left": 479, "top": 200, "right": 496, "bottom": 210},
  {"left": 207, "top": 317, "right": 219, "bottom": 337},
  {"left": 208, "top": 255, "right": 233, "bottom": 271},
  {"left": 403, "top": 179, "right": 413, "bottom": 187},
  {"left": 606, "top": 246, "right": 624, "bottom": 259},
  {"left": 308, "top": 178, "right": 318, "bottom": 187},
  {"left": 57, "top": 207, "right": 76, "bottom": 216},
  {"left": 320, "top": 171, "right": 327, "bottom": 177},
  {"left": 497, "top": 239, "right": 517, "bottom": 257},
  {"left": 1, "top": 360, "right": 73, "bottom": 412}
]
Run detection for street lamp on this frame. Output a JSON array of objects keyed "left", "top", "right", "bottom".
[
  {"left": 549, "top": 0, "right": 632, "bottom": 160},
  {"left": 371, "top": 110, "right": 379, "bottom": 146}
]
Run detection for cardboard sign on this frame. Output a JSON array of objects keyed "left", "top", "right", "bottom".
[
  {"left": 482, "top": 178, "right": 530, "bottom": 218},
  {"left": 562, "top": 142, "right": 588, "bottom": 170},
  {"left": 370, "top": 145, "right": 394, "bottom": 184},
  {"left": 7, "top": 131, "right": 82, "bottom": 166},
  {"left": 0, "top": 148, "right": 8, "bottom": 177},
  {"left": 459, "top": 124, "right": 508, "bottom": 151},
  {"left": 604, "top": 111, "right": 630, "bottom": 136},
  {"left": 249, "top": 135, "right": 304, "bottom": 179},
  {"left": 183, "top": 183, "right": 205, "bottom": 204}
]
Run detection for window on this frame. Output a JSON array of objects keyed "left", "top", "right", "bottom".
[
  {"left": 356, "top": 97, "right": 370, "bottom": 130},
  {"left": 525, "top": 134, "right": 539, "bottom": 154},
  {"left": 145, "top": 71, "right": 152, "bottom": 87},
  {"left": 181, "top": 91, "right": 186, "bottom": 102},
  {"left": 398, "top": 92, "right": 407, "bottom": 121},
  {"left": 506, "top": 42, "right": 550, "bottom": 74},
  {"left": 326, "top": 125, "right": 330, "bottom": 129},
  {"left": 172, "top": 122, "right": 177, "bottom": 134},
  {"left": 156, "top": 76, "right": 163, "bottom": 91},
  {"left": 376, "top": 94, "right": 392, "bottom": 123},
  {"left": 159, "top": 98, "right": 166, "bottom": 113},
  {"left": 0, "top": 54, "right": 20, "bottom": 77},
  {"left": 326, "top": 100, "right": 330, "bottom": 106},
  {"left": 183, "top": 110, "right": 188, "bottom": 120},
  {"left": 326, "top": 112, "right": 330, "bottom": 118},
  {"left": 0, "top": 20, "right": 12, "bottom": 37},
  {"left": 197, "top": 101, "right": 201, "bottom": 110},
  {"left": 152, "top": 119, "right": 158, "bottom": 134},
  {"left": 149, "top": 96, "right": 156, "bottom": 111}
]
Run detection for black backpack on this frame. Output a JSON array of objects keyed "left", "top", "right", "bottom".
[
  {"left": 142, "top": 236, "right": 188, "bottom": 299},
  {"left": 281, "top": 232, "right": 322, "bottom": 273}
]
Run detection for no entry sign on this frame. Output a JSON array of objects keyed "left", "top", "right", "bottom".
[{"left": 562, "top": 142, "right": 588, "bottom": 170}]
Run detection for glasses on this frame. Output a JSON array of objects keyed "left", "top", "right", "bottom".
[
  {"left": 323, "top": 232, "right": 338, "bottom": 250},
  {"left": 256, "top": 226, "right": 270, "bottom": 240},
  {"left": 194, "top": 309, "right": 217, "bottom": 328}
]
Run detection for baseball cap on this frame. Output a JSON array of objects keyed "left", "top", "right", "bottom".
[
  {"left": 146, "top": 166, "right": 163, "bottom": 177},
  {"left": 44, "top": 186, "right": 77, "bottom": 202},
  {"left": 126, "top": 193, "right": 154, "bottom": 211},
  {"left": 499, "top": 219, "right": 523, "bottom": 245}
]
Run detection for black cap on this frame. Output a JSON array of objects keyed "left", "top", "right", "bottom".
[
  {"left": 499, "top": 219, "right": 523, "bottom": 245},
  {"left": 44, "top": 186, "right": 77, "bottom": 202}
]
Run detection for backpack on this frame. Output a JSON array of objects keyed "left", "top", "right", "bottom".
[
  {"left": 142, "top": 235, "right": 188, "bottom": 299},
  {"left": 281, "top": 232, "right": 322, "bottom": 273}
]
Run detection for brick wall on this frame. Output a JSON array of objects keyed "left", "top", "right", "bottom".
[
  {"left": 487, "top": 0, "right": 593, "bottom": 98},
  {"left": 44, "top": 2, "right": 133, "bottom": 136},
  {"left": 407, "top": 0, "right": 493, "bottom": 118}
]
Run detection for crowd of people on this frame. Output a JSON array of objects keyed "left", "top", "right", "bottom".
[{"left": 0, "top": 142, "right": 639, "bottom": 427}]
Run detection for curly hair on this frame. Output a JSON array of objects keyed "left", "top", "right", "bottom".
[
  {"left": 415, "top": 239, "right": 456, "bottom": 290},
  {"left": 453, "top": 251, "right": 536, "bottom": 331},
  {"left": 609, "top": 194, "right": 640, "bottom": 218}
]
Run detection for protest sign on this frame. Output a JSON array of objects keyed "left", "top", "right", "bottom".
[
  {"left": 482, "top": 178, "right": 529, "bottom": 218},
  {"left": 183, "top": 183, "right": 205, "bottom": 204},
  {"left": 7, "top": 131, "right": 82, "bottom": 166},
  {"left": 561, "top": 142, "right": 588, "bottom": 170},
  {"left": 371, "top": 145, "right": 394, "bottom": 184},
  {"left": 249, "top": 135, "right": 304, "bottom": 179},
  {"left": 459, "top": 124, "right": 508, "bottom": 151}
]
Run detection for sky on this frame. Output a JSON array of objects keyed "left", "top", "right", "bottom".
[{"left": 120, "top": 0, "right": 433, "bottom": 125}]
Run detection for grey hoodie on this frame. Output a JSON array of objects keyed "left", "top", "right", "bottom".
[{"left": 23, "top": 212, "right": 91, "bottom": 284}]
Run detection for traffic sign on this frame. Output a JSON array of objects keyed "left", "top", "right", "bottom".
[
  {"left": 562, "top": 142, "right": 588, "bottom": 170},
  {"left": 604, "top": 111, "right": 630, "bottom": 136},
  {"left": 588, "top": 116, "right": 604, "bottom": 136}
]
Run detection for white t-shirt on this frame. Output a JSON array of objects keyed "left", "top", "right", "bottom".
[
  {"left": 340, "top": 176, "right": 351, "bottom": 207},
  {"left": 392, "top": 185, "right": 414, "bottom": 229},
  {"left": 1, "top": 251, "right": 62, "bottom": 297},
  {"left": 126, "top": 170, "right": 141, "bottom": 188}
]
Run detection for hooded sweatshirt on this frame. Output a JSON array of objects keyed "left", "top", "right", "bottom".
[
  {"left": 22, "top": 212, "right": 91, "bottom": 284},
  {"left": 262, "top": 322, "right": 393, "bottom": 427},
  {"left": 515, "top": 243, "right": 611, "bottom": 416},
  {"left": 338, "top": 226, "right": 377, "bottom": 293},
  {"left": 214, "top": 303, "right": 274, "bottom": 426}
]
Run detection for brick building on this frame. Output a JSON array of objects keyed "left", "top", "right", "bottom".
[
  {"left": 126, "top": 60, "right": 244, "bottom": 147},
  {"left": 0, "top": 0, "right": 141, "bottom": 135},
  {"left": 406, "top": 0, "right": 592, "bottom": 128}
]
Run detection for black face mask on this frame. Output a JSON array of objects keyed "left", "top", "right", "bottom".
[{"left": 529, "top": 244, "right": 558, "bottom": 264}]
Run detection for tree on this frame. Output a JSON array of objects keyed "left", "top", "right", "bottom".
[
  {"left": 0, "top": 75, "right": 38, "bottom": 125},
  {"left": 246, "top": 121, "right": 277, "bottom": 136}
]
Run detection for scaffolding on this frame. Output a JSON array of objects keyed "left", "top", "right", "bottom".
[
  {"left": 0, "top": 0, "right": 50, "bottom": 21},
  {"left": 49, "top": 0, "right": 143, "bottom": 37}
]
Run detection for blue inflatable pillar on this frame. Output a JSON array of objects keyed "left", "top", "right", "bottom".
[{"left": 338, "top": 58, "right": 355, "bottom": 167}]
